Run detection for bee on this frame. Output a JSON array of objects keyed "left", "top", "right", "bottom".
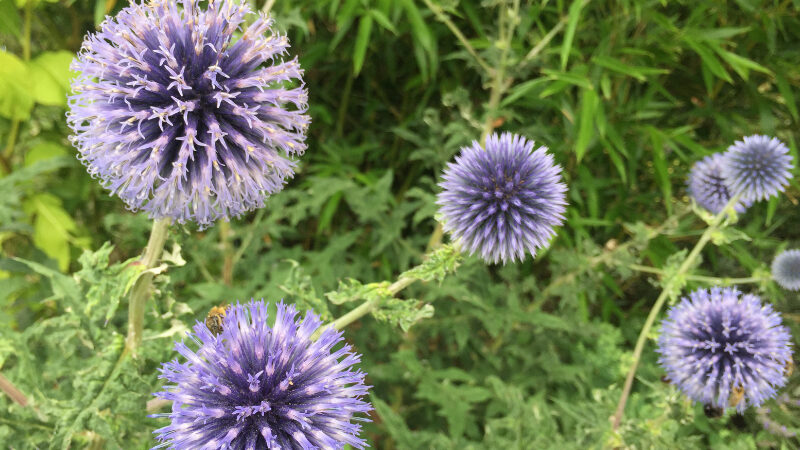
[
  {"left": 205, "top": 305, "right": 228, "bottom": 336},
  {"left": 785, "top": 359, "right": 794, "bottom": 378},
  {"left": 728, "top": 384, "right": 745, "bottom": 409},
  {"left": 703, "top": 404, "right": 723, "bottom": 419}
]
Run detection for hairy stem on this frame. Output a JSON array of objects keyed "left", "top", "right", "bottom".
[
  {"left": 125, "top": 218, "right": 171, "bottom": 356},
  {"left": 1, "top": 0, "right": 32, "bottom": 173},
  {"left": 526, "top": 209, "right": 688, "bottom": 313},
  {"left": 326, "top": 276, "right": 417, "bottom": 332},
  {"left": 0, "top": 373, "right": 28, "bottom": 407},
  {"left": 220, "top": 220, "right": 233, "bottom": 286},
  {"left": 421, "top": 0, "right": 493, "bottom": 74},
  {"left": 427, "top": 3, "right": 518, "bottom": 251},
  {"left": 611, "top": 197, "right": 738, "bottom": 431},
  {"left": 629, "top": 264, "right": 768, "bottom": 285}
]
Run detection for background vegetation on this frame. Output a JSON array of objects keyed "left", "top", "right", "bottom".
[{"left": 1, "top": 0, "right": 800, "bottom": 448}]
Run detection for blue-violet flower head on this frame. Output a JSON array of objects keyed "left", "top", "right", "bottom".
[
  {"left": 721, "top": 135, "right": 793, "bottom": 203},
  {"left": 153, "top": 300, "right": 371, "bottom": 449},
  {"left": 687, "top": 153, "right": 749, "bottom": 214},
  {"left": 657, "top": 287, "right": 792, "bottom": 413},
  {"left": 772, "top": 249, "right": 800, "bottom": 291},
  {"left": 68, "top": 0, "right": 309, "bottom": 228},
  {"left": 436, "top": 132, "right": 567, "bottom": 264}
]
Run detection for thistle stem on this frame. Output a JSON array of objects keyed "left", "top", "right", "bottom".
[
  {"left": 220, "top": 220, "right": 233, "bottom": 286},
  {"left": 326, "top": 276, "right": 416, "bottom": 332},
  {"left": 125, "top": 218, "right": 171, "bottom": 356},
  {"left": 0, "top": 373, "right": 28, "bottom": 407},
  {"left": 611, "top": 197, "right": 738, "bottom": 431},
  {"left": 421, "top": 0, "right": 493, "bottom": 75},
  {"left": 629, "top": 264, "right": 768, "bottom": 285},
  {"left": 1, "top": 0, "right": 32, "bottom": 174}
]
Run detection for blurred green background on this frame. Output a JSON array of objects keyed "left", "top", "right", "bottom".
[{"left": 2, "top": 0, "right": 800, "bottom": 448}]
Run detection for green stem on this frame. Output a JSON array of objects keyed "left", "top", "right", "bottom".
[
  {"left": 629, "top": 264, "right": 768, "bottom": 285},
  {"left": 125, "top": 218, "right": 171, "bottom": 356},
  {"left": 1, "top": 0, "right": 32, "bottom": 173},
  {"left": 611, "top": 196, "right": 738, "bottom": 431},
  {"left": 220, "top": 221, "right": 233, "bottom": 286},
  {"left": 0, "top": 373, "right": 28, "bottom": 407},
  {"left": 326, "top": 276, "right": 416, "bottom": 332},
  {"left": 421, "top": 0, "right": 493, "bottom": 75},
  {"left": 428, "top": 3, "right": 518, "bottom": 251},
  {"left": 526, "top": 209, "right": 689, "bottom": 313}
]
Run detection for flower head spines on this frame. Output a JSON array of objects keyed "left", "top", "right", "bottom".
[
  {"left": 153, "top": 301, "right": 371, "bottom": 449},
  {"left": 68, "top": 0, "right": 309, "bottom": 228},
  {"left": 657, "top": 287, "right": 792, "bottom": 412},
  {"left": 772, "top": 249, "right": 800, "bottom": 291},
  {"left": 687, "top": 153, "right": 749, "bottom": 214},
  {"left": 721, "top": 135, "right": 793, "bottom": 203},
  {"left": 436, "top": 132, "right": 567, "bottom": 264}
]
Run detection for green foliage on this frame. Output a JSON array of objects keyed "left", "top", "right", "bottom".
[{"left": 2, "top": 0, "right": 800, "bottom": 448}]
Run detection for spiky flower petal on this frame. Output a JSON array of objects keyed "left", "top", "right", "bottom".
[
  {"left": 721, "top": 135, "right": 793, "bottom": 203},
  {"left": 153, "top": 301, "right": 371, "bottom": 449},
  {"left": 772, "top": 249, "right": 800, "bottom": 291},
  {"left": 687, "top": 153, "right": 748, "bottom": 214},
  {"left": 68, "top": 0, "right": 309, "bottom": 228},
  {"left": 436, "top": 132, "right": 567, "bottom": 264},
  {"left": 657, "top": 287, "right": 792, "bottom": 413}
]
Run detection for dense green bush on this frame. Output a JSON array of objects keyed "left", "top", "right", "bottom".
[{"left": 1, "top": 0, "right": 799, "bottom": 448}]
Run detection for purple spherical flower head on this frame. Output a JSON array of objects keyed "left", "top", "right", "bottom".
[
  {"left": 657, "top": 287, "right": 793, "bottom": 413},
  {"left": 436, "top": 132, "right": 567, "bottom": 264},
  {"left": 772, "top": 249, "right": 800, "bottom": 291},
  {"left": 721, "top": 135, "right": 793, "bottom": 203},
  {"left": 687, "top": 153, "right": 749, "bottom": 214},
  {"left": 68, "top": 0, "right": 309, "bottom": 228},
  {"left": 153, "top": 301, "right": 371, "bottom": 449}
]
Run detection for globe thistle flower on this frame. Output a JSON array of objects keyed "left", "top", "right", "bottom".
[
  {"left": 772, "top": 249, "right": 800, "bottom": 291},
  {"left": 436, "top": 132, "right": 567, "bottom": 264},
  {"left": 657, "top": 287, "right": 793, "bottom": 413},
  {"left": 68, "top": 0, "right": 309, "bottom": 228},
  {"left": 721, "top": 135, "right": 793, "bottom": 203},
  {"left": 153, "top": 301, "right": 371, "bottom": 449},
  {"left": 687, "top": 153, "right": 748, "bottom": 214}
]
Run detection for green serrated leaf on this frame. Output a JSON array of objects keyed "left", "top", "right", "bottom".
[
  {"left": 400, "top": 243, "right": 462, "bottom": 284},
  {"left": 12, "top": 257, "right": 80, "bottom": 301}
]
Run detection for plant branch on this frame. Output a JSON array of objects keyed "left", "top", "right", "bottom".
[
  {"left": 125, "top": 218, "right": 171, "bottom": 356},
  {"left": 427, "top": 2, "right": 519, "bottom": 252},
  {"left": 526, "top": 209, "right": 689, "bottom": 313},
  {"left": 628, "top": 264, "right": 769, "bottom": 285},
  {"left": 421, "top": 0, "right": 493, "bottom": 75},
  {"left": 1, "top": 0, "right": 32, "bottom": 174},
  {"left": 326, "top": 276, "right": 417, "bottom": 332},
  {"left": 0, "top": 373, "right": 29, "bottom": 407},
  {"left": 220, "top": 221, "right": 233, "bottom": 286},
  {"left": 611, "top": 196, "right": 739, "bottom": 431}
]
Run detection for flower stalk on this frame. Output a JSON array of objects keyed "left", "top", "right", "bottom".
[
  {"left": 611, "top": 195, "right": 739, "bottom": 431},
  {"left": 125, "top": 218, "right": 171, "bottom": 356}
]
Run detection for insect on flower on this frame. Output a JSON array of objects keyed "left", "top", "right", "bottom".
[
  {"left": 153, "top": 300, "right": 372, "bottom": 449},
  {"left": 204, "top": 304, "right": 227, "bottom": 336}
]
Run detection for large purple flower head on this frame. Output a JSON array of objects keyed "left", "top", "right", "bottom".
[
  {"left": 687, "top": 153, "right": 749, "bottom": 214},
  {"left": 436, "top": 132, "right": 567, "bottom": 264},
  {"left": 657, "top": 287, "right": 793, "bottom": 413},
  {"left": 721, "top": 135, "right": 793, "bottom": 203},
  {"left": 772, "top": 249, "right": 800, "bottom": 291},
  {"left": 68, "top": 0, "right": 309, "bottom": 228},
  {"left": 153, "top": 301, "right": 371, "bottom": 449}
]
